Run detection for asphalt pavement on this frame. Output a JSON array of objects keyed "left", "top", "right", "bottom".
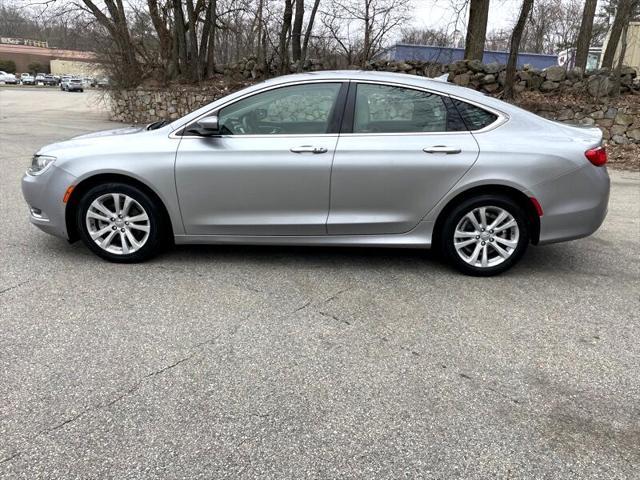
[{"left": 1, "top": 87, "right": 639, "bottom": 479}]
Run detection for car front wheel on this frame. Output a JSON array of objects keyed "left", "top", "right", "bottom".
[
  {"left": 441, "top": 195, "right": 529, "bottom": 276},
  {"left": 77, "top": 183, "right": 165, "bottom": 263}
]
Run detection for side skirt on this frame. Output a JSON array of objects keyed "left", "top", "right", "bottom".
[{"left": 174, "top": 221, "right": 434, "bottom": 248}]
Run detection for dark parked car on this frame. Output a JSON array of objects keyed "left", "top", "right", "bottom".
[{"left": 43, "top": 75, "right": 58, "bottom": 86}]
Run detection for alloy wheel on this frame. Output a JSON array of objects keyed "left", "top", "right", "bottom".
[
  {"left": 453, "top": 206, "right": 520, "bottom": 268},
  {"left": 85, "top": 193, "right": 151, "bottom": 255}
]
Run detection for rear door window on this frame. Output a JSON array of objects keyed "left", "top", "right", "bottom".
[{"left": 352, "top": 83, "right": 466, "bottom": 133}]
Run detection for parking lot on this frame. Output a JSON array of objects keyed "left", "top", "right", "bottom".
[{"left": 1, "top": 87, "right": 639, "bottom": 478}]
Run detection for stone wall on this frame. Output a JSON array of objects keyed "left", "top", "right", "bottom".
[
  {"left": 516, "top": 95, "right": 640, "bottom": 144},
  {"left": 224, "top": 56, "right": 640, "bottom": 96},
  {"left": 108, "top": 60, "right": 640, "bottom": 144},
  {"left": 371, "top": 59, "right": 639, "bottom": 97}
]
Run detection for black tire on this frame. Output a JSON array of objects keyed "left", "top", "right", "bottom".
[
  {"left": 76, "top": 182, "right": 166, "bottom": 263},
  {"left": 440, "top": 195, "right": 529, "bottom": 276}
]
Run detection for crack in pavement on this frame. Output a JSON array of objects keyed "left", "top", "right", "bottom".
[
  {"left": 318, "top": 311, "right": 351, "bottom": 326},
  {"left": 3, "top": 333, "right": 224, "bottom": 465},
  {"left": 0, "top": 452, "right": 20, "bottom": 465},
  {"left": 0, "top": 278, "right": 34, "bottom": 295},
  {"left": 289, "top": 286, "right": 353, "bottom": 315}
]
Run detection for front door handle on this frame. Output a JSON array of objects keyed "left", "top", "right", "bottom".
[
  {"left": 290, "top": 146, "right": 328, "bottom": 154},
  {"left": 423, "top": 146, "right": 462, "bottom": 154}
]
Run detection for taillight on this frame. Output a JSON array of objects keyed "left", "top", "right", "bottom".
[{"left": 585, "top": 146, "right": 607, "bottom": 167}]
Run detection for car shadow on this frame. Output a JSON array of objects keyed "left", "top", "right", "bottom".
[
  {"left": 166, "top": 243, "right": 448, "bottom": 270},
  {"left": 40, "top": 234, "right": 622, "bottom": 279}
]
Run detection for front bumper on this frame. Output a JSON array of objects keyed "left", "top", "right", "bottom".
[
  {"left": 21, "top": 166, "right": 76, "bottom": 240},
  {"left": 66, "top": 85, "right": 83, "bottom": 91},
  {"left": 535, "top": 165, "right": 610, "bottom": 245}
]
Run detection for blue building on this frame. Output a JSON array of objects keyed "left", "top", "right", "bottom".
[{"left": 386, "top": 44, "right": 558, "bottom": 69}]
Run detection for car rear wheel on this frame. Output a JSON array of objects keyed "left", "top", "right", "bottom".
[
  {"left": 441, "top": 195, "right": 529, "bottom": 276},
  {"left": 77, "top": 183, "right": 165, "bottom": 263}
]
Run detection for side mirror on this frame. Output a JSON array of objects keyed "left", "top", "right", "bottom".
[{"left": 192, "top": 116, "right": 219, "bottom": 136}]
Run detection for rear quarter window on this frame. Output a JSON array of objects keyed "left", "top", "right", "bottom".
[{"left": 452, "top": 99, "right": 499, "bottom": 131}]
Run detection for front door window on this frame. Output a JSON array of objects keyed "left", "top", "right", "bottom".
[{"left": 217, "top": 83, "right": 342, "bottom": 135}]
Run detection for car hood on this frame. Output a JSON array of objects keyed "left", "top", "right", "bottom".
[
  {"left": 36, "top": 124, "right": 172, "bottom": 160},
  {"left": 72, "top": 126, "right": 146, "bottom": 140}
]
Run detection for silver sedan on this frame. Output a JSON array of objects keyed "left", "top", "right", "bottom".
[{"left": 22, "top": 71, "right": 610, "bottom": 275}]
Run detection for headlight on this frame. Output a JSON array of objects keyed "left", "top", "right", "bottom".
[{"left": 28, "top": 155, "right": 56, "bottom": 175}]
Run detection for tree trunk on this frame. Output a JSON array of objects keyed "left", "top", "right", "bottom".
[
  {"left": 206, "top": 0, "right": 217, "bottom": 77},
  {"left": 503, "top": 0, "right": 534, "bottom": 100},
  {"left": 612, "top": 20, "right": 630, "bottom": 96},
  {"left": 147, "top": 0, "right": 172, "bottom": 81},
  {"left": 279, "top": 0, "right": 294, "bottom": 73},
  {"left": 81, "top": 0, "right": 141, "bottom": 85},
  {"left": 574, "top": 0, "right": 597, "bottom": 71},
  {"left": 361, "top": 0, "right": 371, "bottom": 66},
  {"left": 464, "top": 0, "right": 490, "bottom": 61},
  {"left": 256, "top": 0, "right": 265, "bottom": 65},
  {"left": 172, "top": 0, "right": 189, "bottom": 77},
  {"left": 300, "top": 0, "right": 320, "bottom": 67},
  {"left": 601, "top": 0, "right": 634, "bottom": 69},
  {"left": 291, "top": 0, "right": 304, "bottom": 62},
  {"left": 184, "top": 0, "right": 200, "bottom": 81}
]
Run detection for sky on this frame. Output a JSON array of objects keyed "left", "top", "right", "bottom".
[{"left": 411, "top": 0, "right": 522, "bottom": 33}]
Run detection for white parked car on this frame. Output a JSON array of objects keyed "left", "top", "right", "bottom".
[
  {"left": 20, "top": 73, "right": 35, "bottom": 85},
  {"left": 0, "top": 71, "right": 18, "bottom": 84},
  {"left": 61, "top": 77, "right": 84, "bottom": 92}
]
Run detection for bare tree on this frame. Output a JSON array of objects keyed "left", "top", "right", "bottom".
[
  {"left": 321, "top": 0, "right": 410, "bottom": 67},
  {"left": 520, "top": 0, "right": 582, "bottom": 55},
  {"left": 77, "top": 0, "right": 142, "bottom": 86},
  {"left": 574, "top": 0, "right": 598, "bottom": 70},
  {"left": 279, "top": 0, "right": 294, "bottom": 72},
  {"left": 291, "top": 0, "right": 305, "bottom": 61},
  {"left": 300, "top": 0, "right": 321, "bottom": 65},
  {"left": 601, "top": 0, "right": 636, "bottom": 68},
  {"left": 401, "top": 26, "right": 453, "bottom": 47},
  {"left": 612, "top": 17, "right": 629, "bottom": 95},
  {"left": 504, "top": 0, "right": 534, "bottom": 100},
  {"left": 485, "top": 28, "right": 510, "bottom": 51},
  {"left": 464, "top": 0, "right": 490, "bottom": 60}
]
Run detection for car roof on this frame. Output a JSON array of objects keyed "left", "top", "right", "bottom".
[{"left": 258, "top": 70, "right": 486, "bottom": 98}]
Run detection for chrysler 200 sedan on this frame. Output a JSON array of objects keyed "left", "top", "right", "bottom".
[{"left": 22, "top": 71, "right": 610, "bottom": 275}]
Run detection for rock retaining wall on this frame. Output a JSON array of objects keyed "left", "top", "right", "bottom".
[
  {"left": 517, "top": 97, "right": 640, "bottom": 144},
  {"left": 225, "top": 57, "right": 639, "bottom": 96}
]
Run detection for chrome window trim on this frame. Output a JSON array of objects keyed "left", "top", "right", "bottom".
[
  {"left": 169, "top": 79, "right": 348, "bottom": 140},
  {"left": 169, "top": 77, "right": 509, "bottom": 140}
]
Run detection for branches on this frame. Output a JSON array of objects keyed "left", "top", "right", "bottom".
[{"left": 320, "top": 0, "right": 410, "bottom": 66}]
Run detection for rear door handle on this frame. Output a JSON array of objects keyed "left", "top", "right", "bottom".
[
  {"left": 423, "top": 146, "right": 462, "bottom": 154},
  {"left": 290, "top": 146, "right": 328, "bottom": 154}
]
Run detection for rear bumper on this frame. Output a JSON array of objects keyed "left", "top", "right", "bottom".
[
  {"left": 535, "top": 165, "right": 610, "bottom": 245},
  {"left": 21, "top": 166, "right": 76, "bottom": 240}
]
